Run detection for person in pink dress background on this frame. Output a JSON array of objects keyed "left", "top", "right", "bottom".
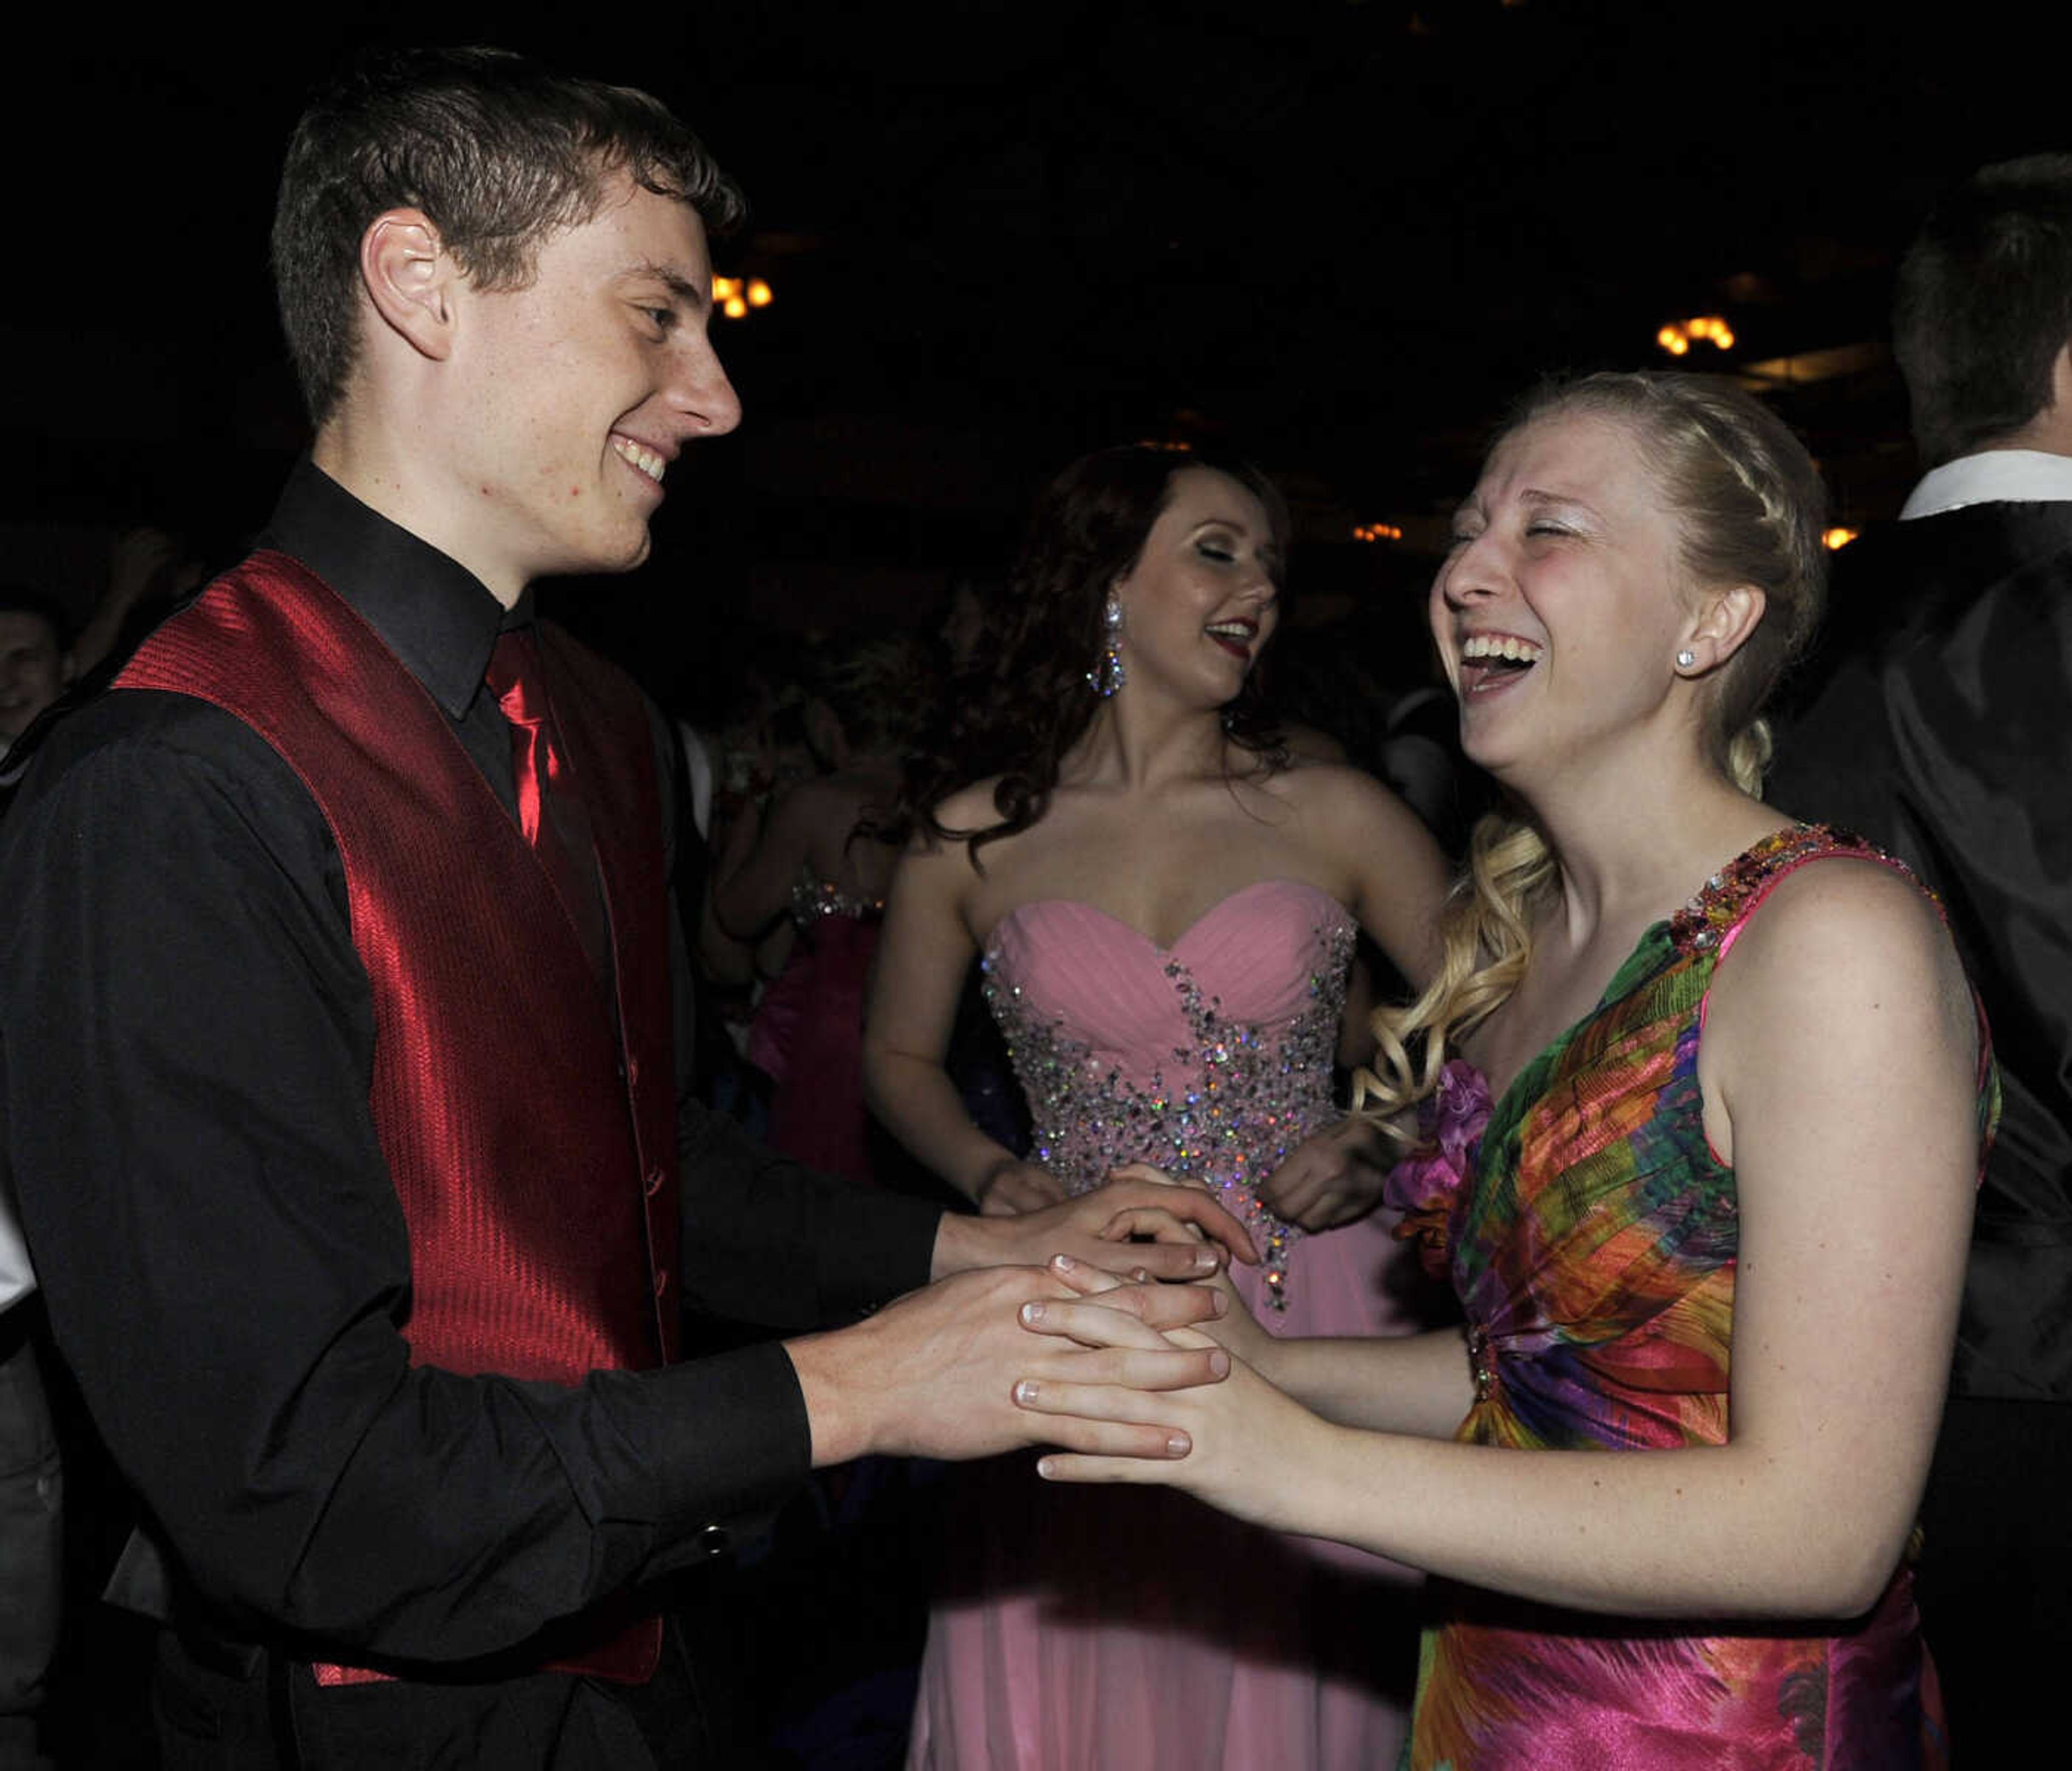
[
  {"left": 1017, "top": 375, "right": 1994, "bottom": 1768},
  {"left": 863, "top": 444, "right": 1452, "bottom": 1767}
]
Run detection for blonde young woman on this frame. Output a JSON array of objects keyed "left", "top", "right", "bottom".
[
  {"left": 1017, "top": 376, "right": 1995, "bottom": 1768},
  {"left": 865, "top": 444, "right": 1452, "bottom": 1767}
]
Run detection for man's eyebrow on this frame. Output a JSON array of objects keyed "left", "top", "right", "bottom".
[{"left": 621, "top": 261, "right": 710, "bottom": 312}]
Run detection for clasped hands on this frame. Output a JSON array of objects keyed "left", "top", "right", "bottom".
[{"left": 940, "top": 1163, "right": 1280, "bottom": 1467}]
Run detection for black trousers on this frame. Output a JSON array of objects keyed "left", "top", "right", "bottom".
[
  {"left": 1916, "top": 1394, "right": 2072, "bottom": 1766},
  {"left": 152, "top": 1602, "right": 772, "bottom": 1771},
  {"left": 0, "top": 1309, "right": 61, "bottom": 1771}
]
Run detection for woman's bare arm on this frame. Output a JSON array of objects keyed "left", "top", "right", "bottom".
[
  {"left": 1256, "top": 765, "right": 1451, "bottom": 1230},
  {"left": 863, "top": 837, "right": 1066, "bottom": 1210}
]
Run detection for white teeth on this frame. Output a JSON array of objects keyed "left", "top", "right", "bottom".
[
  {"left": 1460, "top": 634, "right": 1542, "bottom": 663},
  {"left": 611, "top": 436, "right": 666, "bottom": 483},
  {"left": 1205, "top": 622, "right": 1253, "bottom": 638}
]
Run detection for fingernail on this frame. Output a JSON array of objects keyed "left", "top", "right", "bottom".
[
  {"left": 1051, "top": 1253, "right": 1077, "bottom": 1273},
  {"left": 1015, "top": 1379, "right": 1040, "bottom": 1405},
  {"left": 1020, "top": 1301, "right": 1046, "bottom": 1325},
  {"left": 1036, "top": 1456, "right": 1057, "bottom": 1479},
  {"left": 1210, "top": 1290, "right": 1229, "bottom": 1316},
  {"left": 1190, "top": 1249, "right": 1219, "bottom": 1271},
  {"left": 1208, "top": 1350, "right": 1230, "bottom": 1378},
  {"left": 1166, "top": 1432, "right": 1191, "bottom": 1457}
]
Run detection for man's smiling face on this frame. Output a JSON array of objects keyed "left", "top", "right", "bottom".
[{"left": 433, "top": 175, "right": 741, "bottom": 598}]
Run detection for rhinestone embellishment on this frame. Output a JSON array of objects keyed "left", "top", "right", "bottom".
[{"left": 983, "top": 916, "right": 1356, "bottom": 1309}]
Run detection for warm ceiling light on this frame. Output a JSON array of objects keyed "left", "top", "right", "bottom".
[
  {"left": 1658, "top": 316, "right": 1734, "bottom": 356},
  {"left": 1823, "top": 527, "right": 1859, "bottom": 550},
  {"left": 712, "top": 274, "right": 771, "bottom": 319}
]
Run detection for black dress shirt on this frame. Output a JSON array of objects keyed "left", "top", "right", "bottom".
[{"left": 0, "top": 460, "right": 940, "bottom": 1665}]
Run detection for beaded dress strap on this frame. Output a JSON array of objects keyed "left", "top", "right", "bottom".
[{"left": 1668, "top": 823, "right": 1896, "bottom": 961}]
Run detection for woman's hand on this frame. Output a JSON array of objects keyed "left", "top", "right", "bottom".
[
  {"left": 974, "top": 1156, "right": 1071, "bottom": 1216},
  {"left": 1012, "top": 1301, "right": 1331, "bottom": 1533},
  {"left": 933, "top": 1171, "right": 1259, "bottom": 1283},
  {"left": 1045, "top": 1249, "right": 1278, "bottom": 1375},
  {"left": 1257, "top": 1116, "right": 1391, "bottom": 1231}
]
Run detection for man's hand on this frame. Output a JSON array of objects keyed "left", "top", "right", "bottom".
[
  {"left": 785, "top": 1265, "right": 1231, "bottom": 1468},
  {"left": 931, "top": 1171, "right": 1259, "bottom": 1284}
]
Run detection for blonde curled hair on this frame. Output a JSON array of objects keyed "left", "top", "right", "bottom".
[{"left": 1357, "top": 372, "right": 1827, "bottom": 1133}]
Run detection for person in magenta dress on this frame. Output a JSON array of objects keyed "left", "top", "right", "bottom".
[
  {"left": 864, "top": 445, "right": 1453, "bottom": 1768},
  {"left": 1016, "top": 376, "right": 1996, "bottom": 1768},
  {"left": 714, "top": 638, "right": 927, "bottom": 1188}
]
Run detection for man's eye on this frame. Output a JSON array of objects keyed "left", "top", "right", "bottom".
[
  {"left": 1525, "top": 522, "right": 1570, "bottom": 539},
  {"left": 644, "top": 306, "right": 676, "bottom": 331}
]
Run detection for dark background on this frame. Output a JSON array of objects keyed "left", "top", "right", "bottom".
[{"left": 7, "top": 2, "right": 2068, "bottom": 694}]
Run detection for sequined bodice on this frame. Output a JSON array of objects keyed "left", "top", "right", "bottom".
[
  {"left": 982, "top": 878, "right": 1356, "bottom": 1307},
  {"left": 788, "top": 864, "right": 884, "bottom": 930}
]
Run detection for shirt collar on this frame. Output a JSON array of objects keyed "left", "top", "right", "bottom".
[
  {"left": 1900, "top": 448, "right": 2072, "bottom": 520},
  {"left": 258, "top": 458, "right": 531, "bottom": 720}
]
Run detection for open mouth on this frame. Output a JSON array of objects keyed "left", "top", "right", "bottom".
[
  {"left": 1205, "top": 619, "right": 1257, "bottom": 660},
  {"left": 611, "top": 435, "right": 668, "bottom": 490},
  {"left": 1457, "top": 632, "right": 1542, "bottom": 695}
]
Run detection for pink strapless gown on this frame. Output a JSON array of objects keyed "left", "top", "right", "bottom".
[{"left": 907, "top": 880, "right": 1422, "bottom": 1769}]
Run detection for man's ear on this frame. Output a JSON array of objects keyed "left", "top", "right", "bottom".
[
  {"left": 2048, "top": 339, "right": 2072, "bottom": 420},
  {"left": 359, "top": 208, "right": 456, "bottom": 363},
  {"left": 1679, "top": 582, "right": 1767, "bottom": 676}
]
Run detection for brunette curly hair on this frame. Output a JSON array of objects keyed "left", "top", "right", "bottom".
[{"left": 899, "top": 444, "right": 1290, "bottom": 865}]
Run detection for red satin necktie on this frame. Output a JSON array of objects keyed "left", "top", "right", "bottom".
[{"left": 485, "top": 630, "right": 607, "bottom": 977}]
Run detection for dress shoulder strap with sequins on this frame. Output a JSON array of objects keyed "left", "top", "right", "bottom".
[{"left": 1667, "top": 823, "right": 1902, "bottom": 961}]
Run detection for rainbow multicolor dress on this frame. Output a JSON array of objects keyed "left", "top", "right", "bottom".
[{"left": 1386, "top": 826, "right": 1996, "bottom": 1770}]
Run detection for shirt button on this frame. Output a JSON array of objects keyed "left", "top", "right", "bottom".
[
  {"left": 645, "top": 1166, "right": 666, "bottom": 1197},
  {"left": 697, "top": 1524, "right": 730, "bottom": 1557}
]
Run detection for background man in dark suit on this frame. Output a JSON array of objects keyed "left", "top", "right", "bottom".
[{"left": 1769, "top": 153, "right": 2072, "bottom": 1761}]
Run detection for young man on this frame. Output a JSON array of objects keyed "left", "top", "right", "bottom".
[
  {"left": 0, "top": 48, "right": 1239, "bottom": 1769},
  {"left": 1770, "top": 154, "right": 2072, "bottom": 1761},
  {"left": 0, "top": 589, "right": 71, "bottom": 763}
]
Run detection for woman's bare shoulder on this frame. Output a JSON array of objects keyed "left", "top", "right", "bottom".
[
  {"left": 930, "top": 775, "right": 1006, "bottom": 832},
  {"left": 1261, "top": 753, "right": 1428, "bottom": 829},
  {"left": 1711, "top": 854, "right": 1974, "bottom": 1057}
]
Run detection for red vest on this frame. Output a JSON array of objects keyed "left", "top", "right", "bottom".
[{"left": 117, "top": 550, "right": 678, "bottom": 1681}]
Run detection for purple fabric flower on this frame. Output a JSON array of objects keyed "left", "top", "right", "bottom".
[{"left": 1383, "top": 1058, "right": 1493, "bottom": 1278}]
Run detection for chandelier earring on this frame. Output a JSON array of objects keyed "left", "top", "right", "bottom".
[{"left": 1088, "top": 591, "right": 1127, "bottom": 697}]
